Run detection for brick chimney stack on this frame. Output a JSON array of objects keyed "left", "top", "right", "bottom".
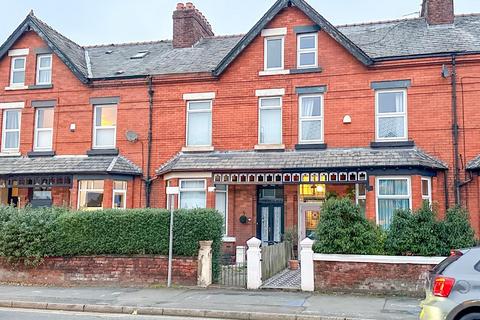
[
  {"left": 421, "top": 0, "right": 455, "bottom": 25},
  {"left": 173, "top": 2, "right": 214, "bottom": 48}
]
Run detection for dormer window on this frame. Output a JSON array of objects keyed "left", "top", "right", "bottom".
[
  {"left": 36, "top": 54, "right": 52, "bottom": 85},
  {"left": 297, "top": 33, "right": 318, "bottom": 68},
  {"left": 10, "top": 56, "right": 26, "bottom": 87}
]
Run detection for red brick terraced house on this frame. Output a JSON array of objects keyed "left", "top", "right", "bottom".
[{"left": 0, "top": 0, "right": 479, "bottom": 252}]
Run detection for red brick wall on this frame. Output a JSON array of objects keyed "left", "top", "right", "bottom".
[
  {"left": 0, "top": 256, "right": 197, "bottom": 287},
  {"left": 314, "top": 260, "right": 436, "bottom": 296}
]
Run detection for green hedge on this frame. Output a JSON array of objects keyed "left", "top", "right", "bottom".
[
  {"left": 0, "top": 207, "right": 223, "bottom": 276},
  {"left": 314, "top": 198, "right": 477, "bottom": 256},
  {"left": 313, "top": 198, "right": 385, "bottom": 255}
]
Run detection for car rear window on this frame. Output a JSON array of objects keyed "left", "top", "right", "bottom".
[{"left": 432, "top": 254, "right": 462, "bottom": 274}]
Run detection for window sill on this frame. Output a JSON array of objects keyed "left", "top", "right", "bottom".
[
  {"left": 181, "top": 146, "right": 214, "bottom": 153},
  {"left": 87, "top": 148, "right": 119, "bottom": 156},
  {"left": 222, "top": 237, "right": 236, "bottom": 243},
  {"left": 295, "top": 143, "right": 327, "bottom": 150},
  {"left": 370, "top": 141, "right": 414, "bottom": 148},
  {"left": 0, "top": 152, "right": 21, "bottom": 157},
  {"left": 28, "top": 84, "right": 53, "bottom": 90},
  {"left": 259, "top": 69, "right": 290, "bottom": 76},
  {"left": 4, "top": 85, "right": 28, "bottom": 91},
  {"left": 28, "top": 151, "right": 55, "bottom": 157},
  {"left": 254, "top": 144, "right": 285, "bottom": 151},
  {"left": 290, "top": 67, "right": 322, "bottom": 74}
]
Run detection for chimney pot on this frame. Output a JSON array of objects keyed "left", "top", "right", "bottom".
[
  {"left": 421, "top": 0, "right": 454, "bottom": 25},
  {"left": 176, "top": 3, "right": 185, "bottom": 10},
  {"left": 186, "top": 2, "right": 195, "bottom": 9}
]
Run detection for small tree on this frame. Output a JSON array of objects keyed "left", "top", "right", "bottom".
[
  {"left": 440, "top": 206, "right": 476, "bottom": 254},
  {"left": 313, "top": 198, "right": 385, "bottom": 255}
]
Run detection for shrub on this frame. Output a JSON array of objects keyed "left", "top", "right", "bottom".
[
  {"left": 440, "top": 206, "right": 476, "bottom": 254},
  {"left": 0, "top": 207, "right": 223, "bottom": 275},
  {"left": 313, "top": 198, "right": 385, "bottom": 255}
]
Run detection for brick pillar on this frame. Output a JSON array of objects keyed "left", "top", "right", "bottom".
[
  {"left": 70, "top": 177, "right": 78, "bottom": 209},
  {"left": 103, "top": 179, "right": 113, "bottom": 209},
  {"left": 411, "top": 175, "right": 422, "bottom": 210},
  {"left": 366, "top": 175, "right": 376, "bottom": 222},
  {"left": 127, "top": 179, "right": 134, "bottom": 209},
  {"left": 206, "top": 178, "right": 215, "bottom": 208}
]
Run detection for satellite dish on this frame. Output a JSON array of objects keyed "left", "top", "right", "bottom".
[{"left": 126, "top": 131, "right": 138, "bottom": 142}]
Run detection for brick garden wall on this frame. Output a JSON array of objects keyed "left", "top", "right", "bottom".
[
  {"left": 0, "top": 256, "right": 198, "bottom": 287},
  {"left": 314, "top": 259, "right": 437, "bottom": 296}
]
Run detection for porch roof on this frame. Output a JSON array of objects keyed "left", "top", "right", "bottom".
[
  {"left": 156, "top": 148, "right": 447, "bottom": 174},
  {"left": 467, "top": 154, "right": 480, "bottom": 171},
  {"left": 0, "top": 155, "right": 142, "bottom": 176}
]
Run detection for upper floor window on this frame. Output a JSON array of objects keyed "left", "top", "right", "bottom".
[
  {"left": 299, "top": 94, "right": 323, "bottom": 144},
  {"left": 93, "top": 105, "right": 117, "bottom": 149},
  {"left": 259, "top": 97, "right": 282, "bottom": 145},
  {"left": 265, "top": 37, "right": 284, "bottom": 71},
  {"left": 375, "top": 90, "right": 407, "bottom": 141},
  {"left": 376, "top": 177, "right": 411, "bottom": 229},
  {"left": 179, "top": 179, "right": 206, "bottom": 209},
  {"left": 1, "top": 109, "right": 21, "bottom": 153},
  {"left": 187, "top": 100, "right": 212, "bottom": 147},
  {"left": 10, "top": 57, "right": 26, "bottom": 87},
  {"left": 297, "top": 33, "right": 318, "bottom": 68},
  {"left": 36, "top": 54, "right": 52, "bottom": 85},
  {"left": 34, "top": 107, "right": 54, "bottom": 151}
]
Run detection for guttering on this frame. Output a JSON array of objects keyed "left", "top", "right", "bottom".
[{"left": 372, "top": 50, "right": 472, "bottom": 62}]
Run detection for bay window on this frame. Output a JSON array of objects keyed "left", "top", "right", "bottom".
[
  {"left": 187, "top": 100, "right": 212, "bottom": 147},
  {"left": 297, "top": 33, "right": 318, "bottom": 68},
  {"left": 93, "top": 104, "right": 117, "bottom": 149},
  {"left": 375, "top": 90, "right": 407, "bottom": 141},
  {"left": 78, "top": 180, "right": 104, "bottom": 210},
  {"left": 36, "top": 54, "right": 52, "bottom": 85},
  {"left": 113, "top": 180, "right": 127, "bottom": 209},
  {"left": 215, "top": 185, "right": 228, "bottom": 235},
  {"left": 179, "top": 180, "right": 206, "bottom": 209},
  {"left": 34, "top": 107, "right": 54, "bottom": 151},
  {"left": 265, "top": 37, "right": 284, "bottom": 70},
  {"left": 259, "top": 97, "right": 282, "bottom": 145},
  {"left": 376, "top": 177, "right": 411, "bottom": 229},
  {"left": 10, "top": 56, "right": 26, "bottom": 87},
  {"left": 1, "top": 109, "right": 21, "bottom": 153},
  {"left": 299, "top": 94, "right": 323, "bottom": 143}
]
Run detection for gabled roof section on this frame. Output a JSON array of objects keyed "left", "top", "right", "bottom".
[
  {"left": 0, "top": 11, "right": 89, "bottom": 83},
  {"left": 213, "top": 0, "right": 373, "bottom": 76}
]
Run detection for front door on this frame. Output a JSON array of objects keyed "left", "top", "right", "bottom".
[
  {"left": 299, "top": 202, "right": 322, "bottom": 240},
  {"left": 258, "top": 204, "right": 283, "bottom": 246},
  {"left": 257, "top": 186, "right": 284, "bottom": 246}
]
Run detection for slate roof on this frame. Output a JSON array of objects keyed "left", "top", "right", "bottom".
[
  {"left": 466, "top": 155, "right": 480, "bottom": 171},
  {"left": 2, "top": 5, "right": 480, "bottom": 81},
  {"left": 156, "top": 148, "right": 447, "bottom": 174},
  {"left": 0, "top": 156, "right": 142, "bottom": 176}
]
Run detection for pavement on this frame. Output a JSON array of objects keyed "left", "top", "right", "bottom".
[{"left": 0, "top": 285, "right": 422, "bottom": 320}]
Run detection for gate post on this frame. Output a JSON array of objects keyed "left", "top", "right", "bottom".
[
  {"left": 197, "top": 240, "right": 213, "bottom": 287},
  {"left": 246, "top": 237, "right": 262, "bottom": 289},
  {"left": 300, "top": 238, "right": 314, "bottom": 292}
]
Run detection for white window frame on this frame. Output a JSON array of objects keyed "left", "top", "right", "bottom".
[
  {"left": 421, "top": 177, "right": 432, "bottom": 204},
  {"left": 1, "top": 109, "right": 21, "bottom": 153},
  {"left": 10, "top": 56, "right": 26, "bottom": 87},
  {"left": 93, "top": 104, "right": 117, "bottom": 149},
  {"left": 178, "top": 179, "right": 207, "bottom": 209},
  {"left": 112, "top": 180, "right": 127, "bottom": 209},
  {"left": 258, "top": 97, "right": 283, "bottom": 145},
  {"left": 33, "top": 107, "right": 54, "bottom": 152},
  {"left": 36, "top": 54, "right": 52, "bottom": 85},
  {"left": 215, "top": 185, "right": 228, "bottom": 236},
  {"left": 375, "top": 176, "right": 412, "bottom": 226},
  {"left": 297, "top": 33, "right": 318, "bottom": 69},
  {"left": 186, "top": 100, "right": 213, "bottom": 147},
  {"left": 355, "top": 183, "right": 367, "bottom": 205},
  {"left": 299, "top": 94, "right": 323, "bottom": 144},
  {"left": 264, "top": 36, "right": 285, "bottom": 71},
  {"left": 77, "top": 180, "right": 104, "bottom": 210},
  {"left": 375, "top": 89, "right": 408, "bottom": 142}
]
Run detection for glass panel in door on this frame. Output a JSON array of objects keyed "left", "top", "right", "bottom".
[
  {"left": 273, "top": 206, "right": 282, "bottom": 243},
  {"left": 261, "top": 207, "right": 269, "bottom": 246}
]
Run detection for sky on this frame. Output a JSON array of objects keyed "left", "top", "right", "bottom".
[{"left": 1, "top": 0, "right": 479, "bottom": 46}]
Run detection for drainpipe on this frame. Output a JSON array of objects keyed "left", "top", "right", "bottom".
[
  {"left": 145, "top": 76, "right": 154, "bottom": 207},
  {"left": 451, "top": 54, "right": 461, "bottom": 206}
]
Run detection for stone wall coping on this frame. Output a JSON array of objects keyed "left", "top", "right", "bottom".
[{"left": 313, "top": 253, "right": 445, "bottom": 265}]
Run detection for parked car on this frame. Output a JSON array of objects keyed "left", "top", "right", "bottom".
[{"left": 420, "top": 247, "right": 480, "bottom": 320}]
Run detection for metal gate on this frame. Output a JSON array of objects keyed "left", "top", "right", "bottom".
[{"left": 215, "top": 245, "right": 247, "bottom": 288}]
